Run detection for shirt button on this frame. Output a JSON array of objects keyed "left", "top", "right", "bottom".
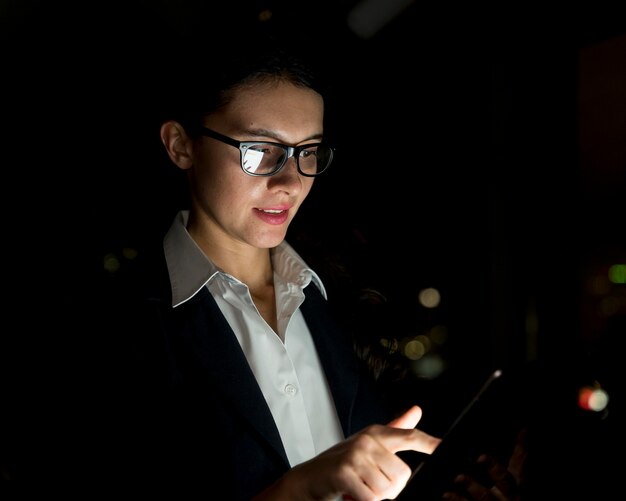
[{"left": 284, "top": 384, "right": 297, "bottom": 397}]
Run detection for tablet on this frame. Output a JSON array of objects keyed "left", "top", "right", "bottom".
[{"left": 397, "top": 369, "right": 513, "bottom": 500}]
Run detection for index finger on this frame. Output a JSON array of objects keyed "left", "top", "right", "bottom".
[
  {"left": 375, "top": 426, "right": 442, "bottom": 455},
  {"left": 402, "top": 427, "right": 441, "bottom": 455}
]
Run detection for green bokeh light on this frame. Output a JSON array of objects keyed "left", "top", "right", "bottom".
[{"left": 608, "top": 264, "right": 626, "bottom": 284}]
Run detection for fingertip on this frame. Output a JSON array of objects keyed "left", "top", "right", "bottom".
[
  {"left": 412, "top": 405, "right": 423, "bottom": 420},
  {"left": 408, "top": 405, "right": 423, "bottom": 425},
  {"left": 389, "top": 405, "right": 422, "bottom": 429}
]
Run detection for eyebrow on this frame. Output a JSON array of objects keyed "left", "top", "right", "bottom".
[{"left": 241, "top": 127, "right": 324, "bottom": 144}]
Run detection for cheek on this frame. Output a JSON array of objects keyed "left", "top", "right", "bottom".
[
  {"left": 301, "top": 179, "right": 315, "bottom": 200},
  {"left": 189, "top": 164, "right": 230, "bottom": 212},
  {"left": 192, "top": 149, "right": 239, "bottom": 198},
  {"left": 198, "top": 172, "right": 246, "bottom": 212}
]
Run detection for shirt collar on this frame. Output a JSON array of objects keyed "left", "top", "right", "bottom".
[{"left": 164, "top": 210, "right": 327, "bottom": 308}]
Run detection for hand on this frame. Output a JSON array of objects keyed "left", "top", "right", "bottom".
[
  {"left": 253, "top": 405, "right": 441, "bottom": 501},
  {"left": 443, "top": 428, "right": 528, "bottom": 501}
]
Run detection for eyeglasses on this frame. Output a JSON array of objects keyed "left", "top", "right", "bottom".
[{"left": 198, "top": 126, "right": 334, "bottom": 177}]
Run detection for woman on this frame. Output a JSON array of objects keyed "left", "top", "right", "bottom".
[{"left": 106, "top": 31, "right": 524, "bottom": 501}]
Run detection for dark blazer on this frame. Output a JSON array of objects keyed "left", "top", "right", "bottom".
[{"left": 100, "top": 244, "right": 392, "bottom": 500}]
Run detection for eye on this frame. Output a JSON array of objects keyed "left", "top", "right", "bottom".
[
  {"left": 300, "top": 148, "right": 317, "bottom": 158},
  {"left": 249, "top": 144, "right": 273, "bottom": 155}
]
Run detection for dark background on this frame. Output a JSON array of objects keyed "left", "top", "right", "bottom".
[{"left": 3, "top": 0, "right": 625, "bottom": 497}]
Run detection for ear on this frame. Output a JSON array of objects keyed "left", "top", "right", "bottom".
[{"left": 160, "top": 120, "right": 194, "bottom": 170}]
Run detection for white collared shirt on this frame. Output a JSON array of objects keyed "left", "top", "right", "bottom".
[{"left": 163, "top": 210, "right": 344, "bottom": 467}]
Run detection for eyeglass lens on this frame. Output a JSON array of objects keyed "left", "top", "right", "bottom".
[{"left": 242, "top": 144, "right": 332, "bottom": 176}]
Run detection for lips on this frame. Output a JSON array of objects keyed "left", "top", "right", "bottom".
[{"left": 254, "top": 208, "right": 290, "bottom": 225}]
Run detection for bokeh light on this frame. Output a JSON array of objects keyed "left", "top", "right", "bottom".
[
  {"left": 608, "top": 264, "right": 626, "bottom": 284},
  {"left": 578, "top": 385, "right": 610, "bottom": 412},
  {"left": 418, "top": 287, "right": 441, "bottom": 308}
]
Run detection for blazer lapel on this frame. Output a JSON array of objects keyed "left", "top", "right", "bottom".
[
  {"left": 300, "top": 284, "right": 361, "bottom": 437},
  {"left": 173, "top": 288, "right": 290, "bottom": 467}
]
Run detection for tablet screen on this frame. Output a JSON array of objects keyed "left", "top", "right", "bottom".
[{"left": 397, "top": 369, "right": 513, "bottom": 500}]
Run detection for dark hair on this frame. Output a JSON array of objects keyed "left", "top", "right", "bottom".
[{"left": 161, "top": 32, "right": 326, "bottom": 133}]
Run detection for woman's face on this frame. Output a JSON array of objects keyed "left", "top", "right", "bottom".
[{"left": 187, "top": 80, "right": 324, "bottom": 251}]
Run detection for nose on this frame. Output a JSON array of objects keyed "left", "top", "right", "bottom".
[{"left": 268, "top": 156, "right": 303, "bottom": 193}]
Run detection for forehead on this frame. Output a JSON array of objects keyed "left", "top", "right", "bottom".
[
  {"left": 225, "top": 80, "right": 324, "bottom": 117},
  {"left": 222, "top": 80, "right": 324, "bottom": 125}
]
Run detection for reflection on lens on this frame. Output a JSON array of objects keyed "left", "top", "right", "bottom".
[{"left": 243, "top": 149, "right": 264, "bottom": 173}]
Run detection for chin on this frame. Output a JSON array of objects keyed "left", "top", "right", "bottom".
[{"left": 254, "top": 232, "right": 287, "bottom": 249}]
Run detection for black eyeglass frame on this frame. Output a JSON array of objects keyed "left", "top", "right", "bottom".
[{"left": 197, "top": 126, "right": 334, "bottom": 177}]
